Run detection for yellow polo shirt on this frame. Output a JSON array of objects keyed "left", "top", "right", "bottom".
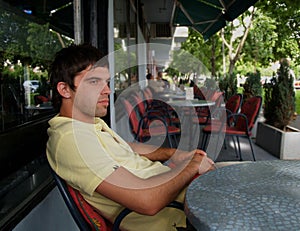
[{"left": 47, "top": 115, "right": 186, "bottom": 231}]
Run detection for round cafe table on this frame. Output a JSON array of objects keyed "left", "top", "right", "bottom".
[
  {"left": 166, "top": 99, "right": 215, "bottom": 150},
  {"left": 159, "top": 93, "right": 186, "bottom": 100},
  {"left": 166, "top": 99, "right": 215, "bottom": 107},
  {"left": 185, "top": 160, "right": 300, "bottom": 230}
]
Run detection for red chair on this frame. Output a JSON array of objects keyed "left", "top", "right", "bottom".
[
  {"left": 199, "top": 94, "right": 242, "bottom": 148},
  {"left": 51, "top": 168, "right": 184, "bottom": 231},
  {"left": 51, "top": 168, "right": 131, "bottom": 231},
  {"left": 194, "top": 91, "right": 224, "bottom": 125},
  {"left": 142, "top": 87, "right": 155, "bottom": 109},
  {"left": 193, "top": 84, "right": 205, "bottom": 100},
  {"left": 202, "top": 96, "right": 262, "bottom": 161},
  {"left": 226, "top": 94, "right": 242, "bottom": 113},
  {"left": 132, "top": 92, "right": 180, "bottom": 126},
  {"left": 123, "top": 98, "right": 180, "bottom": 148},
  {"left": 142, "top": 88, "right": 177, "bottom": 117}
]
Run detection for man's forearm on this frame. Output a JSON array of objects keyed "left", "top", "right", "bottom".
[
  {"left": 128, "top": 142, "right": 175, "bottom": 161},
  {"left": 98, "top": 159, "right": 199, "bottom": 215}
]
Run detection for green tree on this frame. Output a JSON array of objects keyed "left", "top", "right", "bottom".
[
  {"left": 0, "top": 7, "right": 71, "bottom": 70},
  {"left": 258, "top": 0, "right": 300, "bottom": 65},
  {"left": 180, "top": 30, "right": 222, "bottom": 77},
  {"left": 0, "top": 9, "right": 31, "bottom": 62},
  {"left": 242, "top": 9, "right": 277, "bottom": 69},
  {"left": 168, "top": 48, "right": 210, "bottom": 79},
  {"left": 179, "top": 1, "right": 300, "bottom": 78},
  {"left": 221, "top": 7, "right": 256, "bottom": 75},
  {"left": 27, "top": 23, "right": 68, "bottom": 68}
]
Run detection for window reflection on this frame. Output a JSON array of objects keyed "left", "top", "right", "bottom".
[
  {"left": 114, "top": 0, "right": 138, "bottom": 95},
  {"left": 0, "top": 7, "right": 72, "bottom": 132}
]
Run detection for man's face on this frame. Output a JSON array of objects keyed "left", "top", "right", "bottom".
[{"left": 72, "top": 66, "right": 111, "bottom": 122}]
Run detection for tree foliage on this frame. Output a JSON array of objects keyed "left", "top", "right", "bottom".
[
  {"left": 242, "top": 9, "right": 277, "bottom": 68},
  {"left": 180, "top": 31, "right": 223, "bottom": 77},
  {"left": 168, "top": 47, "right": 210, "bottom": 78},
  {"left": 258, "top": 0, "right": 300, "bottom": 64},
  {"left": 242, "top": 71, "right": 262, "bottom": 101},
  {"left": 178, "top": 1, "right": 299, "bottom": 79},
  {"left": 0, "top": 10, "right": 30, "bottom": 62},
  {"left": 27, "top": 23, "right": 67, "bottom": 69},
  {"left": 218, "top": 73, "right": 238, "bottom": 101},
  {"left": 0, "top": 7, "right": 72, "bottom": 72}
]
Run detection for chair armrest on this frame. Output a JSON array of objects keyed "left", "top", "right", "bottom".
[
  {"left": 113, "top": 208, "right": 132, "bottom": 231},
  {"left": 167, "top": 201, "right": 184, "bottom": 210},
  {"left": 227, "top": 113, "right": 250, "bottom": 132},
  {"left": 112, "top": 201, "right": 184, "bottom": 231}
]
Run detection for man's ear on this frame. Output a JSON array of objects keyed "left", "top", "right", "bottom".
[{"left": 57, "top": 82, "right": 71, "bottom": 98}]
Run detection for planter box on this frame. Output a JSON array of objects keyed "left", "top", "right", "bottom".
[{"left": 256, "top": 122, "right": 300, "bottom": 160}]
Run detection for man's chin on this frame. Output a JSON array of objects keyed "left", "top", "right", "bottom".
[{"left": 96, "top": 109, "right": 108, "bottom": 117}]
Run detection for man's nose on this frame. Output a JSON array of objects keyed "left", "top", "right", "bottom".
[{"left": 103, "top": 84, "right": 111, "bottom": 94}]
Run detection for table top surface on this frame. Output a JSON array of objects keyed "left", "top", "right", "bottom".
[
  {"left": 166, "top": 99, "right": 215, "bottom": 107},
  {"left": 185, "top": 160, "right": 300, "bottom": 230},
  {"left": 160, "top": 93, "right": 186, "bottom": 99},
  {"left": 25, "top": 105, "right": 53, "bottom": 110}
]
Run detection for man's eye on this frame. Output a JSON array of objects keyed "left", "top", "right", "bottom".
[{"left": 90, "top": 79, "right": 99, "bottom": 85}]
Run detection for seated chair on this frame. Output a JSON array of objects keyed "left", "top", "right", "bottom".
[
  {"left": 51, "top": 167, "right": 184, "bottom": 231},
  {"left": 123, "top": 98, "right": 180, "bottom": 148},
  {"left": 194, "top": 91, "right": 224, "bottom": 125},
  {"left": 132, "top": 92, "right": 180, "bottom": 127},
  {"left": 225, "top": 93, "right": 243, "bottom": 116},
  {"left": 51, "top": 168, "right": 131, "bottom": 231}
]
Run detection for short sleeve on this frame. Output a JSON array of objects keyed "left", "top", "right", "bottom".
[{"left": 48, "top": 125, "right": 118, "bottom": 196}]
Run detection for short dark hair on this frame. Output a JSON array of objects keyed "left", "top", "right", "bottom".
[
  {"left": 49, "top": 43, "right": 107, "bottom": 110},
  {"left": 146, "top": 73, "right": 152, "bottom": 80}
]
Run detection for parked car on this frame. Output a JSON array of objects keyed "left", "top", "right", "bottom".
[
  {"left": 294, "top": 80, "right": 300, "bottom": 90},
  {"left": 23, "top": 80, "right": 40, "bottom": 92}
]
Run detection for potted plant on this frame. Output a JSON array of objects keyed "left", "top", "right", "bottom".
[{"left": 256, "top": 58, "right": 300, "bottom": 159}]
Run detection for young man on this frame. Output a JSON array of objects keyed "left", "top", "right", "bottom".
[{"left": 46, "top": 44, "right": 215, "bottom": 231}]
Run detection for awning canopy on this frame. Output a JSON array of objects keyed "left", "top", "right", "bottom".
[
  {"left": 1, "top": 0, "right": 74, "bottom": 37},
  {"left": 172, "top": 0, "right": 259, "bottom": 40},
  {"left": 2, "top": 0, "right": 259, "bottom": 40}
]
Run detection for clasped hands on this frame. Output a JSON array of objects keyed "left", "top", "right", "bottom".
[{"left": 168, "top": 149, "right": 215, "bottom": 175}]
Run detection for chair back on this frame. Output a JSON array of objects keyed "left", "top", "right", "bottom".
[
  {"left": 226, "top": 94, "right": 243, "bottom": 114},
  {"left": 210, "top": 91, "right": 224, "bottom": 108},
  {"left": 193, "top": 85, "right": 205, "bottom": 100},
  {"left": 51, "top": 168, "right": 108, "bottom": 231},
  {"left": 123, "top": 98, "right": 143, "bottom": 137},
  {"left": 143, "top": 87, "right": 153, "bottom": 107},
  {"left": 236, "top": 96, "right": 262, "bottom": 131},
  {"left": 133, "top": 93, "right": 147, "bottom": 116}
]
